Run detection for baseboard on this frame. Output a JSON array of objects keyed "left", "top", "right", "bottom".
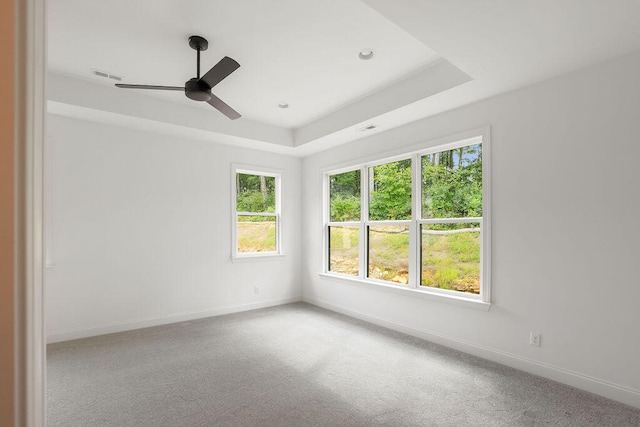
[
  {"left": 304, "top": 297, "right": 640, "bottom": 409},
  {"left": 47, "top": 296, "right": 302, "bottom": 344}
]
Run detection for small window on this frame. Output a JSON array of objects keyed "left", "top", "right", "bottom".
[{"left": 232, "top": 166, "right": 281, "bottom": 258}]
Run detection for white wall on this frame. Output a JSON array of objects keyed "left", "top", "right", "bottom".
[
  {"left": 45, "top": 115, "right": 302, "bottom": 342},
  {"left": 301, "top": 51, "right": 640, "bottom": 407}
]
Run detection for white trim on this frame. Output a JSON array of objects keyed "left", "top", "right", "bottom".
[
  {"left": 359, "top": 167, "right": 368, "bottom": 279},
  {"left": 231, "top": 253, "right": 285, "bottom": 263},
  {"left": 15, "top": 0, "right": 47, "bottom": 425},
  {"left": 416, "top": 135, "right": 483, "bottom": 157},
  {"left": 231, "top": 163, "right": 283, "bottom": 260},
  {"left": 365, "top": 219, "right": 412, "bottom": 226},
  {"left": 318, "top": 273, "right": 487, "bottom": 309},
  {"left": 43, "top": 137, "right": 53, "bottom": 268},
  {"left": 303, "top": 297, "right": 640, "bottom": 409},
  {"left": 409, "top": 153, "right": 420, "bottom": 288},
  {"left": 481, "top": 127, "right": 492, "bottom": 303},
  {"left": 323, "top": 129, "right": 489, "bottom": 301},
  {"left": 326, "top": 221, "right": 360, "bottom": 227},
  {"left": 418, "top": 217, "right": 482, "bottom": 224},
  {"left": 319, "top": 127, "right": 489, "bottom": 175},
  {"left": 364, "top": 152, "right": 412, "bottom": 169},
  {"left": 47, "top": 297, "right": 301, "bottom": 344},
  {"left": 237, "top": 212, "right": 277, "bottom": 217},
  {"left": 234, "top": 164, "right": 283, "bottom": 177}
]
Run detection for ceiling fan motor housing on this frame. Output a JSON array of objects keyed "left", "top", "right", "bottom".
[
  {"left": 185, "top": 78, "right": 212, "bottom": 101},
  {"left": 115, "top": 36, "right": 241, "bottom": 119}
]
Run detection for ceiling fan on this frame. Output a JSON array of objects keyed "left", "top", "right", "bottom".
[{"left": 116, "top": 35, "right": 241, "bottom": 120}]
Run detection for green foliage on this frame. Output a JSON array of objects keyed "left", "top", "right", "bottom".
[
  {"left": 369, "top": 159, "right": 412, "bottom": 220},
  {"left": 237, "top": 221, "right": 276, "bottom": 253},
  {"left": 368, "top": 226, "right": 410, "bottom": 283},
  {"left": 330, "top": 170, "right": 360, "bottom": 197},
  {"left": 329, "top": 145, "right": 481, "bottom": 222},
  {"left": 421, "top": 228, "right": 480, "bottom": 293},
  {"left": 327, "top": 143, "right": 483, "bottom": 293},
  {"left": 422, "top": 144, "right": 482, "bottom": 219},
  {"left": 330, "top": 195, "right": 360, "bottom": 222},
  {"left": 328, "top": 226, "right": 359, "bottom": 249},
  {"left": 448, "top": 232, "right": 481, "bottom": 262},
  {"left": 330, "top": 170, "right": 361, "bottom": 221},
  {"left": 328, "top": 226, "right": 359, "bottom": 276},
  {"left": 236, "top": 173, "right": 275, "bottom": 213},
  {"left": 434, "top": 268, "right": 459, "bottom": 287},
  {"left": 237, "top": 192, "right": 275, "bottom": 213}
]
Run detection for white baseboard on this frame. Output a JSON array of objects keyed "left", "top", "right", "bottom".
[
  {"left": 47, "top": 296, "right": 302, "bottom": 344},
  {"left": 304, "top": 297, "right": 640, "bottom": 409}
]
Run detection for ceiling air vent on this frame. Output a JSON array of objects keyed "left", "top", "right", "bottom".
[{"left": 92, "top": 69, "right": 123, "bottom": 81}]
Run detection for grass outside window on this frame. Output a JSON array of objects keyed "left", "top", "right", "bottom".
[{"left": 324, "top": 132, "right": 489, "bottom": 302}]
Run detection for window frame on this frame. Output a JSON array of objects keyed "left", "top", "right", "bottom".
[
  {"left": 231, "top": 164, "right": 283, "bottom": 261},
  {"left": 322, "top": 129, "right": 491, "bottom": 307}
]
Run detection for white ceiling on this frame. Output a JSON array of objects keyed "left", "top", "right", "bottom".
[
  {"left": 48, "top": 0, "right": 441, "bottom": 128},
  {"left": 47, "top": 0, "right": 640, "bottom": 156}
]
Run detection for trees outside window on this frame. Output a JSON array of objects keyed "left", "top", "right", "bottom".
[
  {"left": 233, "top": 167, "right": 281, "bottom": 257},
  {"left": 328, "top": 170, "right": 360, "bottom": 275},
  {"left": 420, "top": 143, "right": 482, "bottom": 294},
  {"left": 324, "top": 135, "right": 489, "bottom": 302}
]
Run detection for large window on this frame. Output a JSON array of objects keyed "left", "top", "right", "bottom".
[
  {"left": 232, "top": 166, "right": 281, "bottom": 258},
  {"left": 324, "top": 134, "right": 489, "bottom": 302}
]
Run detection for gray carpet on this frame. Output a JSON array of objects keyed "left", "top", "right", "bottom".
[{"left": 47, "top": 302, "right": 640, "bottom": 426}]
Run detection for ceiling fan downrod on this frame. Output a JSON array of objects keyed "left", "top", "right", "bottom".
[
  {"left": 115, "top": 34, "right": 241, "bottom": 120},
  {"left": 188, "top": 35, "right": 209, "bottom": 79}
]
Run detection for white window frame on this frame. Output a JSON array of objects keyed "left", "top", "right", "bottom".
[
  {"left": 322, "top": 129, "right": 491, "bottom": 309},
  {"left": 231, "top": 164, "right": 283, "bottom": 261}
]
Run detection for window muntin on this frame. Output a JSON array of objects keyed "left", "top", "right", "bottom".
[
  {"left": 324, "top": 136, "right": 488, "bottom": 301},
  {"left": 233, "top": 169, "right": 281, "bottom": 257}
]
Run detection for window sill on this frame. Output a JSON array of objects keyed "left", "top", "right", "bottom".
[
  {"left": 317, "top": 273, "right": 491, "bottom": 311},
  {"left": 231, "top": 253, "right": 285, "bottom": 263}
]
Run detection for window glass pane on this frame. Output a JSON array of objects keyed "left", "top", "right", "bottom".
[
  {"left": 236, "top": 174, "right": 276, "bottom": 213},
  {"left": 421, "top": 222, "right": 480, "bottom": 294},
  {"left": 328, "top": 226, "right": 359, "bottom": 276},
  {"left": 421, "top": 143, "right": 482, "bottom": 219},
  {"left": 329, "top": 170, "right": 361, "bottom": 222},
  {"left": 368, "top": 225, "right": 409, "bottom": 284},
  {"left": 369, "top": 159, "right": 412, "bottom": 221},
  {"left": 237, "top": 215, "right": 276, "bottom": 253}
]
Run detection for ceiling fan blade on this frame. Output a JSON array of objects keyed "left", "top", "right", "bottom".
[
  {"left": 200, "top": 56, "right": 240, "bottom": 89},
  {"left": 207, "top": 94, "right": 241, "bottom": 120},
  {"left": 115, "top": 84, "right": 184, "bottom": 91}
]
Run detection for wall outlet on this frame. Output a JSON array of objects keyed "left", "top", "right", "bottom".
[
  {"left": 254, "top": 286, "right": 259, "bottom": 294},
  {"left": 530, "top": 332, "right": 541, "bottom": 347}
]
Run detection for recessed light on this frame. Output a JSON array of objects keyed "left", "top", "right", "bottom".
[
  {"left": 277, "top": 102, "right": 289, "bottom": 109},
  {"left": 358, "top": 48, "right": 375, "bottom": 60}
]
